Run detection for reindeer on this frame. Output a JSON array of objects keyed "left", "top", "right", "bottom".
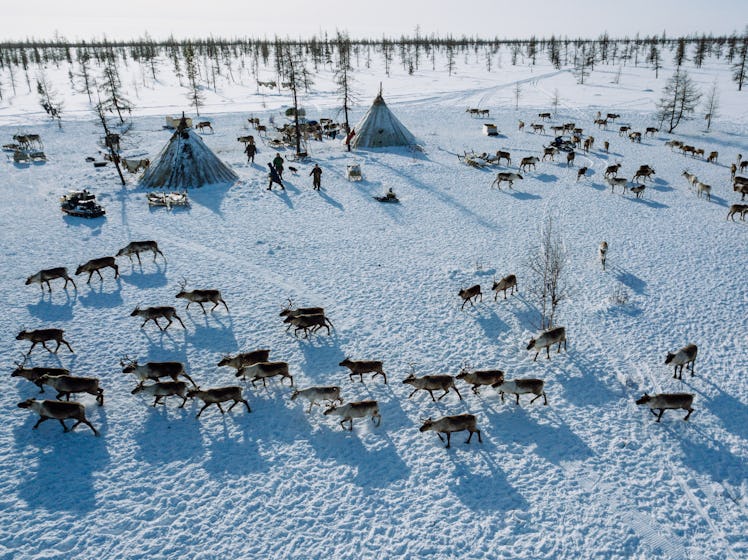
[
  {"left": 630, "top": 185, "right": 646, "bottom": 199},
  {"left": 121, "top": 357, "right": 196, "bottom": 387},
  {"left": 583, "top": 136, "right": 594, "bottom": 152},
  {"left": 731, "top": 163, "right": 737, "bottom": 180},
  {"left": 116, "top": 241, "right": 165, "bottom": 265},
  {"left": 495, "top": 150, "right": 511, "bottom": 165},
  {"left": 492, "top": 172, "right": 523, "bottom": 190},
  {"left": 607, "top": 176, "right": 629, "bottom": 194},
  {"left": 603, "top": 141, "right": 609, "bottom": 153},
  {"left": 25, "top": 267, "right": 77, "bottom": 292},
  {"left": 636, "top": 393, "right": 694, "bottom": 422},
  {"left": 576, "top": 167, "right": 588, "bottom": 182},
  {"left": 175, "top": 279, "right": 229, "bottom": 313},
  {"left": 283, "top": 313, "right": 333, "bottom": 337},
  {"left": 38, "top": 375, "right": 104, "bottom": 405},
  {"left": 186, "top": 386, "right": 251, "bottom": 417},
  {"left": 665, "top": 139, "right": 683, "bottom": 151},
  {"left": 537, "top": 112, "right": 552, "bottom": 120},
  {"left": 606, "top": 113, "right": 620, "bottom": 120},
  {"left": 594, "top": 118, "right": 608, "bottom": 129},
  {"left": 17, "top": 329, "right": 73, "bottom": 355},
  {"left": 131, "top": 381, "right": 189, "bottom": 407},
  {"left": 339, "top": 358, "right": 387, "bottom": 384},
  {"left": 419, "top": 414, "right": 481, "bottom": 448},
  {"left": 530, "top": 123, "right": 545, "bottom": 134},
  {"left": 599, "top": 241, "right": 608, "bottom": 271},
  {"left": 75, "top": 257, "right": 119, "bottom": 284},
  {"left": 456, "top": 365, "right": 505, "bottom": 394},
  {"left": 458, "top": 284, "right": 482, "bottom": 309},
  {"left": 237, "top": 361, "right": 294, "bottom": 387},
  {"left": 520, "top": 156, "right": 539, "bottom": 171},
  {"left": 324, "top": 401, "right": 381, "bottom": 431},
  {"left": 403, "top": 366, "right": 462, "bottom": 402},
  {"left": 618, "top": 125, "right": 631, "bottom": 136},
  {"left": 633, "top": 166, "right": 655, "bottom": 182},
  {"left": 518, "top": 120, "right": 525, "bottom": 132},
  {"left": 695, "top": 181, "right": 712, "bottom": 201},
  {"left": 291, "top": 386, "right": 343, "bottom": 413},
  {"left": 130, "top": 306, "right": 185, "bottom": 330},
  {"left": 727, "top": 204, "right": 748, "bottom": 221},
  {"left": 566, "top": 151, "right": 576, "bottom": 166},
  {"left": 492, "top": 378, "right": 547, "bottom": 405},
  {"left": 542, "top": 146, "right": 557, "bottom": 161},
  {"left": 12, "top": 357, "right": 70, "bottom": 391},
  {"left": 628, "top": 131, "right": 642, "bottom": 143},
  {"left": 491, "top": 274, "right": 517, "bottom": 300},
  {"left": 682, "top": 171, "right": 699, "bottom": 189},
  {"left": 17, "top": 398, "right": 98, "bottom": 435},
  {"left": 645, "top": 127, "right": 659, "bottom": 136},
  {"left": 527, "top": 327, "right": 566, "bottom": 360},
  {"left": 604, "top": 163, "right": 622, "bottom": 178},
  {"left": 218, "top": 350, "right": 271, "bottom": 376},
  {"left": 195, "top": 121, "right": 213, "bottom": 133},
  {"left": 665, "top": 344, "right": 698, "bottom": 379}
]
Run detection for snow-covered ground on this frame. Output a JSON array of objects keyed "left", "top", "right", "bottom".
[{"left": 0, "top": 52, "right": 747, "bottom": 559}]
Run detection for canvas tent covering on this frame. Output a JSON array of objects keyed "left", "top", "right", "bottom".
[
  {"left": 348, "top": 93, "right": 416, "bottom": 149},
  {"left": 140, "top": 117, "right": 238, "bottom": 188}
]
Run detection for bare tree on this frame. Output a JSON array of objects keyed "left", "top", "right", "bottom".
[
  {"left": 551, "top": 88, "right": 561, "bottom": 116},
  {"left": 335, "top": 32, "right": 356, "bottom": 151},
  {"left": 526, "top": 214, "right": 568, "bottom": 330},
  {"left": 573, "top": 43, "right": 592, "bottom": 84},
  {"left": 656, "top": 68, "right": 702, "bottom": 133},
  {"left": 732, "top": 35, "right": 747, "bottom": 91},
  {"left": 703, "top": 79, "right": 719, "bottom": 131},
  {"left": 100, "top": 60, "right": 132, "bottom": 123},
  {"left": 183, "top": 43, "right": 204, "bottom": 116},
  {"left": 514, "top": 82, "right": 522, "bottom": 110},
  {"left": 36, "top": 70, "right": 63, "bottom": 129},
  {"left": 94, "top": 100, "right": 125, "bottom": 186}
]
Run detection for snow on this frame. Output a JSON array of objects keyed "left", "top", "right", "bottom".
[{"left": 1, "top": 51, "right": 747, "bottom": 559}]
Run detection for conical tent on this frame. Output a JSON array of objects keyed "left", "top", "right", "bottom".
[
  {"left": 140, "top": 117, "right": 238, "bottom": 189},
  {"left": 348, "top": 93, "right": 416, "bottom": 149}
]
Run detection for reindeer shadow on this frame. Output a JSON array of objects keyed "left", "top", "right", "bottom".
[
  {"left": 449, "top": 454, "right": 529, "bottom": 512},
  {"left": 78, "top": 279, "right": 123, "bottom": 309},
  {"left": 309, "top": 425, "right": 409, "bottom": 488},
  {"left": 119, "top": 262, "right": 168, "bottom": 289},
  {"left": 134, "top": 405, "right": 204, "bottom": 465},
  {"left": 505, "top": 189, "right": 541, "bottom": 200},
  {"left": 183, "top": 317, "right": 237, "bottom": 351},
  {"left": 471, "top": 305, "right": 509, "bottom": 340},
  {"left": 295, "top": 336, "right": 346, "bottom": 380},
  {"left": 534, "top": 173, "right": 558, "bottom": 183},
  {"left": 678, "top": 429, "right": 746, "bottom": 491},
  {"left": 203, "top": 420, "right": 267, "bottom": 478},
  {"left": 13, "top": 418, "right": 110, "bottom": 513},
  {"left": 26, "top": 290, "right": 77, "bottom": 322},
  {"left": 628, "top": 196, "right": 669, "bottom": 209},
  {"left": 613, "top": 267, "right": 647, "bottom": 295},
  {"left": 705, "top": 194, "right": 729, "bottom": 208}
]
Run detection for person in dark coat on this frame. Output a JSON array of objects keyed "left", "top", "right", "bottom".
[
  {"left": 272, "top": 153, "right": 285, "bottom": 178},
  {"left": 267, "top": 162, "right": 284, "bottom": 190},
  {"left": 310, "top": 164, "right": 322, "bottom": 190},
  {"left": 244, "top": 142, "right": 257, "bottom": 163}
]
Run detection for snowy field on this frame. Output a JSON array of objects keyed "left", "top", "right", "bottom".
[{"left": 0, "top": 53, "right": 747, "bottom": 559}]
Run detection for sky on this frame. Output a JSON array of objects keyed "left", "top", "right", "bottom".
[{"left": 2, "top": 0, "right": 745, "bottom": 41}]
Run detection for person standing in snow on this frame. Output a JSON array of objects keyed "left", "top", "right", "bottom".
[
  {"left": 272, "top": 153, "right": 285, "bottom": 178},
  {"left": 310, "top": 164, "right": 322, "bottom": 190},
  {"left": 267, "top": 162, "right": 284, "bottom": 190},
  {"left": 244, "top": 142, "right": 257, "bottom": 163}
]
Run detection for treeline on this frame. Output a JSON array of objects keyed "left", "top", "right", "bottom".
[{"left": 0, "top": 32, "right": 745, "bottom": 109}]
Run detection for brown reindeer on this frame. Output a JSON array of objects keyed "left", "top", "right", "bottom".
[
  {"left": 116, "top": 241, "right": 165, "bottom": 265},
  {"left": 75, "top": 257, "right": 119, "bottom": 283},
  {"left": 17, "top": 329, "right": 74, "bottom": 355},
  {"left": 18, "top": 399, "right": 98, "bottom": 435},
  {"left": 195, "top": 121, "right": 213, "bottom": 133},
  {"left": 130, "top": 306, "right": 186, "bottom": 330},
  {"left": 458, "top": 284, "right": 482, "bottom": 309},
  {"left": 26, "top": 267, "right": 77, "bottom": 292},
  {"left": 175, "top": 279, "right": 229, "bottom": 313}
]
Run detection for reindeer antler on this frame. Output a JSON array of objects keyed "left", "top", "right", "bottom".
[{"left": 178, "top": 277, "right": 188, "bottom": 290}]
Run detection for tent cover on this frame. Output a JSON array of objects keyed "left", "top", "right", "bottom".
[
  {"left": 348, "top": 93, "right": 416, "bottom": 149},
  {"left": 140, "top": 117, "right": 238, "bottom": 188}
]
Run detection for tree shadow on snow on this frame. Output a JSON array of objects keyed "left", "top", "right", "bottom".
[
  {"left": 610, "top": 265, "right": 647, "bottom": 295},
  {"left": 13, "top": 417, "right": 110, "bottom": 514},
  {"left": 470, "top": 305, "right": 510, "bottom": 340},
  {"left": 26, "top": 289, "right": 77, "bottom": 322}
]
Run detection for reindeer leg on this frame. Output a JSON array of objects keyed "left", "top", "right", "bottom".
[
  {"left": 216, "top": 403, "right": 225, "bottom": 414},
  {"left": 174, "top": 314, "right": 186, "bottom": 329},
  {"left": 33, "top": 416, "right": 51, "bottom": 429},
  {"left": 445, "top": 432, "right": 451, "bottom": 449},
  {"left": 135, "top": 252, "right": 142, "bottom": 266},
  {"left": 516, "top": 394, "right": 521, "bottom": 405},
  {"left": 533, "top": 351, "right": 539, "bottom": 362},
  {"left": 59, "top": 419, "right": 71, "bottom": 432},
  {"left": 465, "top": 430, "right": 473, "bottom": 444},
  {"left": 242, "top": 399, "right": 251, "bottom": 413},
  {"left": 656, "top": 409, "right": 665, "bottom": 422},
  {"left": 437, "top": 389, "right": 450, "bottom": 401},
  {"left": 220, "top": 299, "right": 229, "bottom": 312},
  {"left": 530, "top": 393, "right": 542, "bottom": 404},
  {"left": 61, "top": 339, "right": 74, "bottom": 353},
  {"left": 227, "top": 400, "right": 239, "bottom": 412},
  {"left": 198, "top": 302, "right": 207, "bottom": 314},
  {"left": 683, "top": 408, "right": 693, "bottom": 421},
  {"left": 196, "top": 403, "right": 211, "bottom": 418},
  {"left": 546, "top": 346, "right": 551, "bottom": 360},
  {"left": 453, "top": 386, "right": 463, "bottom": 400}
]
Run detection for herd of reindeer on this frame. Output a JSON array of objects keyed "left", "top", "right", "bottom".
[
  {"left": 15, "top": 242, "right": 697, "bottom": 445},
  {"left": 473, "top": 109, "right": 748, "bottom": 218},
  {"left": 15, "top": 105, "right": 745, "bottom": 446}
]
